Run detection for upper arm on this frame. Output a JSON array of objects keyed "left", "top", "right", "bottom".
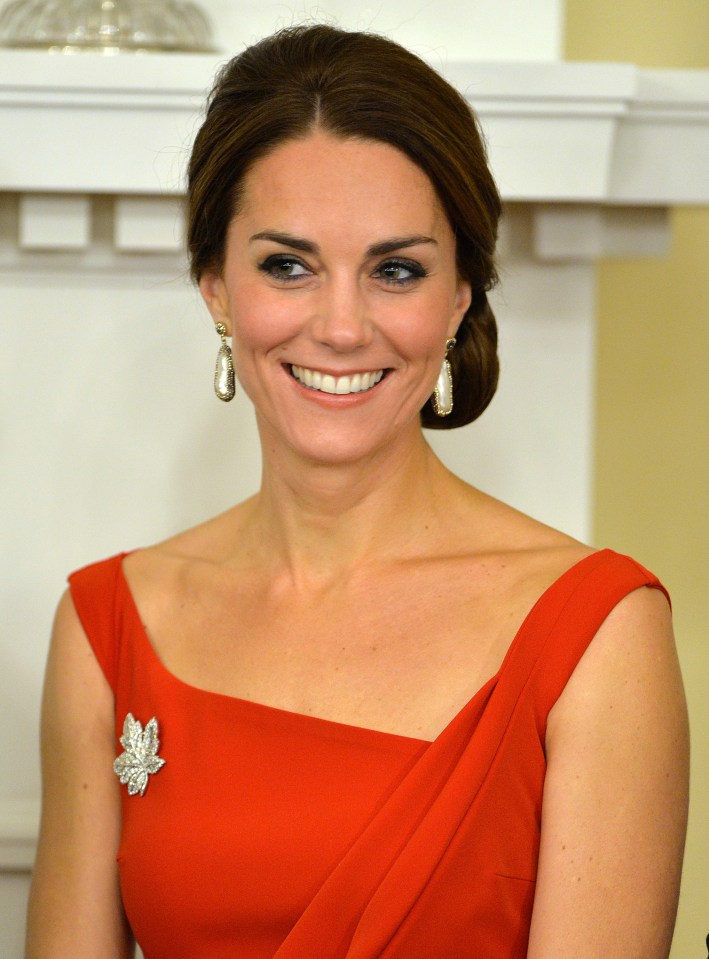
[
  {"left": 527, "top": 586, "right": 689, "bottom": 959},
  {"left": 26, "top": 589, "right": 134, "bottom": 958}
]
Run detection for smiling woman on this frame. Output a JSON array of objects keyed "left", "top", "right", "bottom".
[{"left": 26, "top": 22, "right": 688, "bottom": 959}]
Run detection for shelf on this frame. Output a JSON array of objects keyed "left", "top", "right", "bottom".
[{"left": 1, "top": 51, "right": 707, "bottom": 202}]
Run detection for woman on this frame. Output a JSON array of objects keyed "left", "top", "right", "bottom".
[{"left": 26, "top": 24, "right": 688, "bottom": 959}]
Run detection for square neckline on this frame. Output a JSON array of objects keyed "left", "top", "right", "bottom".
[{"left": 115, "top": 548, "right": 611, "bottom": 748}]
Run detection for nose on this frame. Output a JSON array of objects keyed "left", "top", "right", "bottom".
[{"left": 309, "top": 275, "right": 373, "bottom": 352}]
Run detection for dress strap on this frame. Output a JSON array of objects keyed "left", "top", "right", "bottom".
[
  {"left": 506, "top": 549, "right": 669, "bottom": 734},
  {"left": 68, "top": 553, "right": 127, "bottom": 693}
]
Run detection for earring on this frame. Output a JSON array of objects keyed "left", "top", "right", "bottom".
[
  {"left": 214, "top": 322, "right": 235, "bottom": 402},
  {"left": 432, "top": 337, "right": 456, "bottom": 417}
]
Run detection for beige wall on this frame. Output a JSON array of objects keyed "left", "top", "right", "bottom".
[{"left": 565, "top": 1, "right": 709, "bottom": 955}]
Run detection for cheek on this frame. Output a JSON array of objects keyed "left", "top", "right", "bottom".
[
  {"left": 386, "top": 289, "right": 457, "bottom": 357},
  {"left": 230, "top": 279, "right": 303, "bottom": 353}
]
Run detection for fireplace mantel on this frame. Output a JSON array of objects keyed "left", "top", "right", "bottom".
[{"left": 0, "top": 51, "right": 707, "bottom": 262}]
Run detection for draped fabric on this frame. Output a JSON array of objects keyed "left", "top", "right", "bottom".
[{"left": 69, "top": 549, "right": 666, "bottom": 958}]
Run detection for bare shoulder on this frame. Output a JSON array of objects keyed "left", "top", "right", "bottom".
[
  {"left": 545, "top": 582, "right": 687, "bottom": 827},
  {"left": 27, "top": 590, "right": 132, "bottom": 956},
  {"left": 549, "top": 582, "right": 682, "bottom": 741},
  {"left": 47, "top": 587, "right": 114, "bottom": 715},
  {"left": 38, "top": 587, "right": 117, "bottom": 813},
  {"left": 528, "top": 582, "right": 688, "bottom": 958}
]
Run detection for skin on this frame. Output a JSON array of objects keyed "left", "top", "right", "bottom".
[
  {"left": 26, "top": 130, "right": 689, "bottom": 958},
  {"left": 202, "top": 132, "right": 470, "bottom": 471}
]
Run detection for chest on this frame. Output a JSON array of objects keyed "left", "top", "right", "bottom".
[
  {"left": 140, "top": 562, "right": 536, "bottom": 740},
  {"left": 115, "top": 616, "right": 544, "bottom": 959}
]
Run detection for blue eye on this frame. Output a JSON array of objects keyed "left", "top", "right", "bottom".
[
  {"left": 258, "top": 255, "right": 311, "bottom": 281},
  {"left": 376, "top": 259, "right": 428, "bottom": 285}
]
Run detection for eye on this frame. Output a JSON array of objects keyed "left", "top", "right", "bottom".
[
  {"left": 375, "top": 258, "right": 428, "bottom": 286},
  {"left": 258, "top": 254, "right": 312, "bottom": 282}
]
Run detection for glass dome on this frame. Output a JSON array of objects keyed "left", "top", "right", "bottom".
[{"left": 0, "top": 0, "right": 215, "bottom": 53}]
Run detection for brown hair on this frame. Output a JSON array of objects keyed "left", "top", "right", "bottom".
[{"left": 187, "top": 24, "right": 502, "bottom": 428}]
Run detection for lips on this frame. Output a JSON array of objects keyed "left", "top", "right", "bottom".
[{"left": 290, "top": 365, "right": 385, "bottom": 395}]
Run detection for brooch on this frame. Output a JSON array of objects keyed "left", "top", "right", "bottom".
[{"left": 113, "top": 713, "right": 166, "bottom": 796}]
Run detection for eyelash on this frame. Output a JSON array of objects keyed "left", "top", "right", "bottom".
[
  {"left": 375, "top": 258, "right": 428, "bottom": 285},
  {"left": 258, "top": 255, "right": 309, "bottom": 282},
  {"left": 257, "top": 254, "right": 428, "bottom": 286}
]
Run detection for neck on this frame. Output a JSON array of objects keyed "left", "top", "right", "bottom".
[{"left": 244, "top": 421, "right": 458, "bottom": 586}]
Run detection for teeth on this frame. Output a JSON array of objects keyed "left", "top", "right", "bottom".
[{"left": 291, "top": 365, "right": 384, "bottom": 395}]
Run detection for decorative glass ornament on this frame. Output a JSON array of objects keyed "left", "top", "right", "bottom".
[{"left": 0, "top": 0, "right": 215, "bottom": 53}]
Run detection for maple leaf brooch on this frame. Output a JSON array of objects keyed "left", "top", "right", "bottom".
[{"left": 113, "top": 713, "right": 166, "bottom": 796}]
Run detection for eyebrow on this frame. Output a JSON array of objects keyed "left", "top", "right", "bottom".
[{"left": 249, "top": 231, "right": 437, "bottom": 257}]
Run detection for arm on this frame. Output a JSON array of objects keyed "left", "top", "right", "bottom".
[
  {"left": 528, "top": 586, "right": 689, "bottom": 959},
  {"left": 26, "top": 590, "right": 134, "bottom": 958}
]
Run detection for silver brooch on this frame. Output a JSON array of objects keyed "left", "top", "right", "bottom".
[{"left": 113, "top": 713, "right": 166, "bottom": 796}]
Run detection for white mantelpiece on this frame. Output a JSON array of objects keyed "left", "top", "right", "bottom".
[{"left": 1, "top": 52, "right": 708, "bottom": 259}]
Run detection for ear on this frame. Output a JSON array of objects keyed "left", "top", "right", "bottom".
[
  {"left": 448, "top": 277, "right": 472, "bottom": 339},
  {"left": 199, "top": 271, "right": 231, "bottom": 331}
]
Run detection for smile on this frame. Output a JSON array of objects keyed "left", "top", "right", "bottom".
[{"left": 290, "top": 365, "right": 385, "bottom": 395}]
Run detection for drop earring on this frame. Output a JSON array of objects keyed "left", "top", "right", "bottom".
[
  {"left": 214, "top": 322, "right": 235, "bottom": 402},
  {"left": 432, "top": 337, "right": 456, "bottom": 417}
]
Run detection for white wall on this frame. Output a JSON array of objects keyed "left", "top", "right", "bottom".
[{"left": 200, "top": 0, "right": 564, "bottom": 61}]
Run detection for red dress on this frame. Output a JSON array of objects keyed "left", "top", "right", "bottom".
[{"left": 68, "top": 549, "right": 666, "bottom": 958}]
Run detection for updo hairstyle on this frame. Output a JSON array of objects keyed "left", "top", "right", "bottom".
[{"left": 187, "top": 24, "right": 502, "bottom": 428}]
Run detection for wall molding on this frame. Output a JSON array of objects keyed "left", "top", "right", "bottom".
[
  {"left": 1, "top": 52, "right": 707, "bottom": 203},
  {"left": 0, "top": 54, "right": 707, "bottom": 263}
]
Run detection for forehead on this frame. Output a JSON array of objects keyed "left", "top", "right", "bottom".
[{"left": 236, "top": 130, "right": 449, "bottom": 236}]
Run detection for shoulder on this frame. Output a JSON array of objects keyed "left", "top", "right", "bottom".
[
  {"left": 545, "top": 576, "right": 687, "bottom": 809},
  {"left": 528, "top": 579, "right": 688, "bottom": 957},
  {"left": 549, "top": 578, "right": 679, "bottom": 737},
  {"left": 51, "top": 586, "right": 113, "bottom": 684},
  {"left": 29, "top": 590, "right": 130, "bottom": 955},
  {"left": 539, "top": 539, "right": 680, "bottom": 746},
  {"left": 42, "top": 588, "right": 117, "bottom": 818}
]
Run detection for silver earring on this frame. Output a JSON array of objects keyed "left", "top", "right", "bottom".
[
  {"left": 432, "top": 337, "right": 456, "bottom": 417},
  {"left": 214, "top": 323, "right": 235, "bottom": 402}
]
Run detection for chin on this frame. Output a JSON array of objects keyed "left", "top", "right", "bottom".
[
  {"left": 285, "top": 415, "right": 425, "bottom": 469},
  {"left": 291, "top": 435, "right": 385, "bottom": 467}
]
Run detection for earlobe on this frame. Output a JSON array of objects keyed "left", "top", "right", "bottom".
[{"left": 199, "top": 272, "right": 230, "bottom": 329}]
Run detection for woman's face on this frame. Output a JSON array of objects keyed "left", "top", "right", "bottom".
[{"left": 200, "top": 129, "right": 471, "bottom": 466}]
